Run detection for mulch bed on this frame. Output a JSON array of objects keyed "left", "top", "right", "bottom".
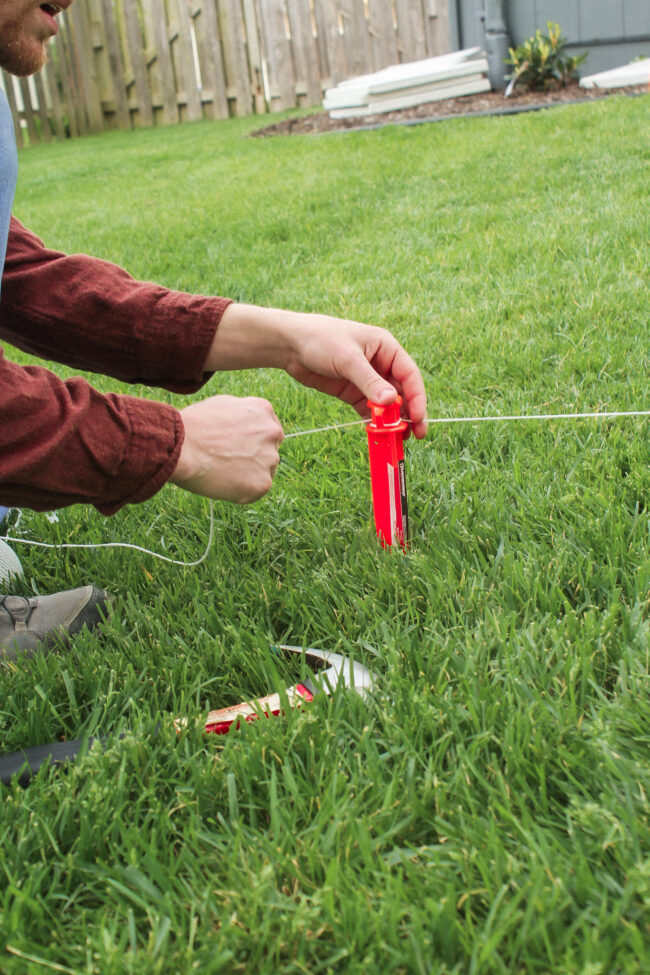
[{"left": 251, "top": 83, "right": 648, "bottom": 137}]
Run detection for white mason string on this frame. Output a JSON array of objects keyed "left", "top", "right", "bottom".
[
  {"left": 1, "top": 501, "right": 215, "bottom": 567},
  {"left": 285, "top": 408, "right": 650, "bottom": 437},
  {"left": 2, "top": 407, "right": 649, "bottom": 564}
]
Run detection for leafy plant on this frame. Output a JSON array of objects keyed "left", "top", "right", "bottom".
[{"left": 505, "top": 21, "right": 588, "bottom": 95}]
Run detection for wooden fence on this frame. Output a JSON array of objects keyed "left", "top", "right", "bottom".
[{"left": 1, "top": 0, "right": 450, "bottom": 146}]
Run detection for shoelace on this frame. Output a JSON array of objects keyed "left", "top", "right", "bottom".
[{"left": 0, "top": 595, "right": 32, "bottom": 625}]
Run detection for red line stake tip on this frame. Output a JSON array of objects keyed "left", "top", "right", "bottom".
[{"left": 366, "top": 396, "right": 409, "bottom": 550}]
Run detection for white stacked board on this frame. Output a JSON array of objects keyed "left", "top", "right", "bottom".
[
  {"left": 323, "top": 48, "right": 491, "bottom": 119},
  {"left": 580, "top": 58, "right": 650, "bottom": 89}
]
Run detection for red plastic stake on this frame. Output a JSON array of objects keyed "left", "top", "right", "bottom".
[{"left": 366, "top": 396, "right": 409, "bottom": 549}]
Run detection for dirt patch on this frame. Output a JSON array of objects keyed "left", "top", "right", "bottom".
[{"left": 251, "top": 83, "right": 648, "bottom": 137}]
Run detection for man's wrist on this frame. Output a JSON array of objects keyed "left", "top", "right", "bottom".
[
  {"left": 205, "top": 303, "right": 298, "bottom": 373},
  {"left": 168, "top": 440, "right": 192, "bottom": 486}
]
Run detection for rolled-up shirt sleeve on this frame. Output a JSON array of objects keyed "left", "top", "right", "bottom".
[
  {"left": 0, "top": 350, "right": 184, "bottom": 514},
  {"left": 1, "top": 217, "right": 232, "bottom": 391},
  {"left": 0, "top": 217, "right": 234, "bottom": 513}
]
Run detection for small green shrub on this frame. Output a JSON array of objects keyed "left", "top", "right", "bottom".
[{"left": 505, "top": 21, "right": 588, "bottom": 95}]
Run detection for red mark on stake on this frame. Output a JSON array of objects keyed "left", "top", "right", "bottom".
[{"left": 366, "top": 397, "right": 409, "bottom": 549}]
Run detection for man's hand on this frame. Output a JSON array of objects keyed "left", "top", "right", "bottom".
[
  {"left": 283, "top": 315, "right": 428, "bottom": 440},
  {"left": 170, "top": 395, "right": 283, "bottom": 503},
  {"left": 206, "top": 304, "right": 428, "bottom": 439}
]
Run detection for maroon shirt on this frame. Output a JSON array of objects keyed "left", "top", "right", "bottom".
[{"left": 0, "top": 217, "right": 232, "bottom": 514}]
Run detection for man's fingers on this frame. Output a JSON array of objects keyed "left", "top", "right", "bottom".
[
  {"left": 409, "top": 418, "right": 428, "bottom": 439},
  {"left": 348, "top": 352, "right": 398, "bottom": 408},
  {"left": 172, "top": 395, "right": 284, "bottom": 504},
  {"left": 372, "top": 347, "right": 427, "bottom": 434}
]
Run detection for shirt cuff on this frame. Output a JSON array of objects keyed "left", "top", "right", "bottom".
[{"left": 94, "top": 395, "right": 185, "bottom": 515}]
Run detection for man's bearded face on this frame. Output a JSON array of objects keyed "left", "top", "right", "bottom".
[{"left": 0, "top": 1, "right": 70, "bottom": 77}]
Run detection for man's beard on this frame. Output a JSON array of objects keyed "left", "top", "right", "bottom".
[{"left": 0, "top": 30, "right": 49, "bottom": 77}]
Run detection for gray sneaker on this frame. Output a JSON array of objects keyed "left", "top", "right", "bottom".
[{"left": 0, "top": 586, "right": 114, "bottom": 662}]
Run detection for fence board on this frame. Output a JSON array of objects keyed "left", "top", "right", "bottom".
[
  {"left": 217, "top": 0, "right": 253, "bottom": 117},
  {"left": 54, "top": 21, "right": 83, "bottom": 137},
  {"left": 121, "top": 0, "right": 154, "bottom": 126},
  {"left": 191, "top": 0, "right": 229, "bottom": 118},
  {"left": 286, "top": 0, "right": 322, "bottom": 103},
  {"left": 2, "top": 75, "right": 24, "bottom": 148},
  {"left": 101, "top": 0, "right": 131, "bottom": 129},
  {"left": 7, "top": 0, "right": 452, "bottom": 143},
  {"left": 339, "top": 0, "right": 373, "bottom": 78},
  {"left": 367, "top": 0, "right": 399, "bottom": 70},
  {"left": 170, "top": 0, "right": 203, "bottom": 121},
  {"left": 43, "top": 61, "right": 67, "bottom": 140},
  {"left": 99, "top": 0, "right": 130, "bottom": 126},
  {"left": 143, "top": 0, "right": 179, "bottom": 124},
  {"left": 256, "top": 0, "right": 295, "bottom": 110},
  {"left": 312, "top": 0, "right": 348, "bottom": 86},
  {"left": 34, "top": 73, "right": 53, "bottom": 140},
  {"left": 18, "top": 79, "right": 39, "bottom": 145},
  {"left": 394, "top": 0, "right": 429, "bottom": 60},
  {"left": 240, "top": 0, "right": 267, "bottom": 112},
  {"left": 426, "top": 0, "right": 451, "bottom": 59},
  {"left": 69, "top": 0, "right": 104, "bottom": 131}
]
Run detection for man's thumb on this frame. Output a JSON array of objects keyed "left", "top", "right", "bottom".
[
  {"left": 366, "top": 380, "right": 396, "bottom": 407},
  {"left": 355, "top": 358, "right": 397, "bottom": 406}
]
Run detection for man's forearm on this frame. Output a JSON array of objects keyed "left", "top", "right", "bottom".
[{"left": 1, "top": 217, "right": 231, "bottom": 392}]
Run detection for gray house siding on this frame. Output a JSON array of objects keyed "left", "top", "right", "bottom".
[
  {"left": 452, "top": 0, "right": 650, "bottom": 87},
  {"left": 449, "top": 0, "right": 487, "bottom": 52}
]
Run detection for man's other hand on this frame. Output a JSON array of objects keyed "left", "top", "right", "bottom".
[{"left": 170, "top": 395, "right": 283, "bottom": 503}]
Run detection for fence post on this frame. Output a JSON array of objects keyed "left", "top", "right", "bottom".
[{"left": 423, "top": 0, "right": 451, "bottom": 59}]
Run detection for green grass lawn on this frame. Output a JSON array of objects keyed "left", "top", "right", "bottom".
[{"left": 1, "top": 94, "right": 649, "bottom": 973}]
